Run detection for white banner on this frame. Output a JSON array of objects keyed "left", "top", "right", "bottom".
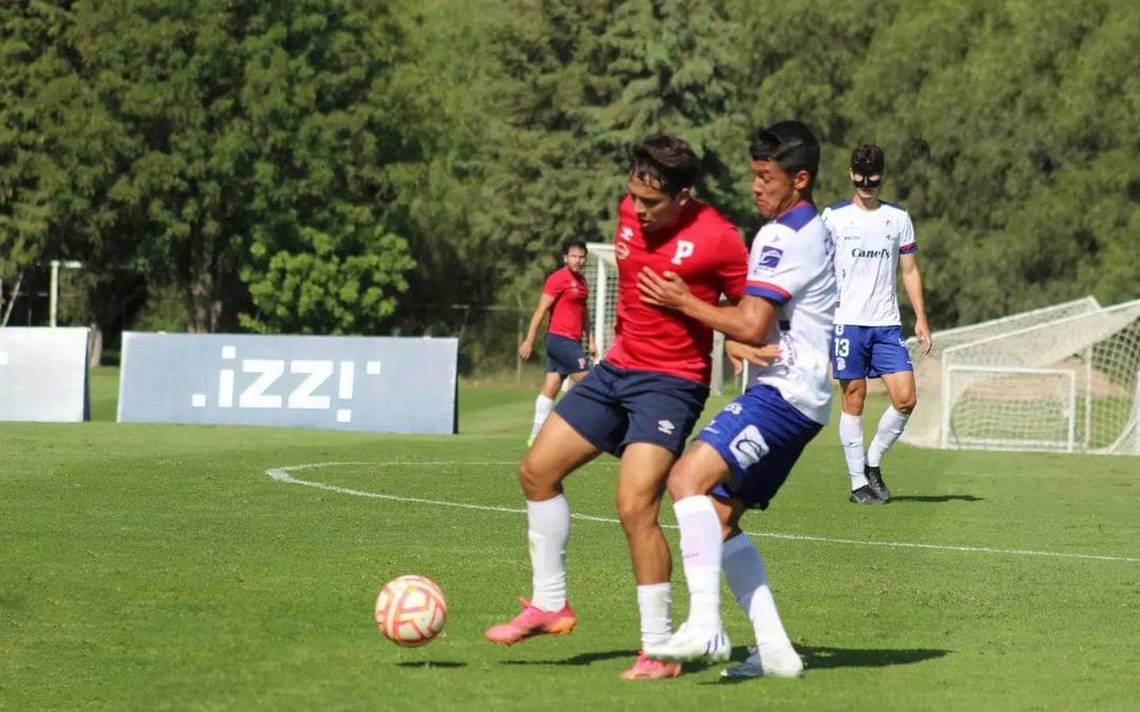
[
  {"left": 118, "top": 332, "right": 458, "bottom": 434},
  {"left": 0, "top": 327, "right": 90, "bottom": 422}
]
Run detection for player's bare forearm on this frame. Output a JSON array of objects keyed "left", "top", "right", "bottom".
[
  {"left": 900, "top": 254, "right": 932, "bottom": 353},
  {"left": 519, "top": 293, "right": 556, "bottom": 359},
  {"left": 678, "top": 298, "right": 770, "bottom": 345}
]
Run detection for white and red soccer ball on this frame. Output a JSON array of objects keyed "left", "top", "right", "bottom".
[{"left": 374, "top": 575, "right": 447, "bottom": 646}]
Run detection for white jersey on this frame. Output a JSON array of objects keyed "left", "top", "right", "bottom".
[
  {"left": 743, "top": 203, "right": 837, "bottom": 425},
  {"left": 821, "top": 199, "right": 917, "bottom": 326}
]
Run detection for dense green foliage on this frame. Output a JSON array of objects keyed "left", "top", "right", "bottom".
[{"left": 2, "top": 0, "right": 1137, "bottom": 357}]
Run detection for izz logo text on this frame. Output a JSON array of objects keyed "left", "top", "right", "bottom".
[{"left": 190, "top": 346, "right": 382, "bottom": 423}]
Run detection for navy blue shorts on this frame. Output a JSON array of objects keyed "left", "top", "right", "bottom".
[
  {"left": 554, "top": 361, "right": 709, "bottom": 456},
  {"left": 831, "top": 324, "right": 913, "bottom": 380},
  {"left": 700, "top": 385, "right": 824, "bottom": 510},
  {"left": 545, "top": 333, "right": 589, "bottom": 376}
]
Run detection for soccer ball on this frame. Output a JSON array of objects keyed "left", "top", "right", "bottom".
[{"left": 374, "top": 575, "right": 447, "bottom": 646}]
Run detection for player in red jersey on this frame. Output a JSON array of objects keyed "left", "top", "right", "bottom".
[
  {"left": 486, "top": 136, "right": 753, "bottom": 681},
  {"left": 519, "top": 240, "right": 597, "bottom": 446}
]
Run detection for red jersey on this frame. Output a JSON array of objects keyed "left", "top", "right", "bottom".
[
  {"left": 606, "top": 195, "right": 748, "bottom": 384},
  {"left": 543, "top": 266, "right": 588, "bottom": 340}
]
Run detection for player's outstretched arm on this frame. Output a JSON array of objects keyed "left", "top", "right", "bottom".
[
  {"left": 900, "top": 253, "right": 932, "bottom": 355},
  {"left": 519, "top": 293, "right": 556, "bottom": 360},
  {"left": 637, "top": 267, "right": 775, "bottom": 345}
]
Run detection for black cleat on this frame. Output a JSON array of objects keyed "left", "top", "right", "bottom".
[
  {"left": 849, "top": 485, "right": 885, "bottom": 505},
  {"left": 865, "top": 465, "right": 892, "bottom": 501}
]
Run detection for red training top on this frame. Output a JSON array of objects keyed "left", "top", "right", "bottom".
[
  {"left": 605, "top": 195, "right": 748, "bottom": 385},
  {"left": 542, "top": 266, "right": 589, "bottom": 341}
]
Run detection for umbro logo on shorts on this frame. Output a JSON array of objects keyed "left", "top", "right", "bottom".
[{"left": 657, "top": 420, "right": 675, "bottom": 435}]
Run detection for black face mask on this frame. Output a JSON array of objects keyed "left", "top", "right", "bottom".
[{"left": 851, "top": 162, "right": 883, "bottom": 189}]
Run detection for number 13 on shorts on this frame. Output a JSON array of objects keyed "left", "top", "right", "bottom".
[{"left": 833, "top": 324, "right": 849, "bottom": 373}]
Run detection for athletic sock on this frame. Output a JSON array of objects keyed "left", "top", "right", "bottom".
[
  {"left": 867, "top": 406, "right": 911, "bottom": 467},
  {"left": 530, "top": 394, "right": 555, "bottom": 438},
  {"left": 723, "top": 533, "right": 794, "bottom": 656},
  {"left": 673, "top": 495, "right": 723, "bottom": 629},
  {"left": 527, "top": 495, "right": 570, "bottom": 611},
  {"left": 839, "top": 412, "right": 868, "bottom": 489},
  {"left": 636, "top": 583, "right": 672, "bottom": 649}
]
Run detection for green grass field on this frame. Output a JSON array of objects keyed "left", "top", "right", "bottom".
[{"left": 3, "top": 368, "right": 1139, "bottom": 711}]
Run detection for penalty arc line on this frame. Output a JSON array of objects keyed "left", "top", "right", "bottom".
[{"left": 265, "top": 461, "right": 1140, "bottom": 565}]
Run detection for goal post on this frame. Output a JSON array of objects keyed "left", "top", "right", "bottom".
[
  {"left": 903, "top": 297, "right": 1102, "bottom": 449},
  {"left": 942, "top": 365, "right": 1076, "bottom": 452},
  {"left": 927, "top": 297, "right": 1140, "bottom": 455}
]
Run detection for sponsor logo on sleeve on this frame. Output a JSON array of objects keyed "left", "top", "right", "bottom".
[{"left": 758, "top": 245, "right": 784, "bottom": 270}]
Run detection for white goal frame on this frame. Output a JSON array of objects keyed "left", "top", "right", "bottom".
[
  {"left": 942, "top": 365, "right": 1076, "bottom": 452},
  {"left": 928, "top": 297, "right": 1140, "bottom": 455}
]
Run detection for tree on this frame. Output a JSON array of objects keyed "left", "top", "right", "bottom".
[
  {"left": 845, "top": 0, "right": 1140, "bottom": 324},
  {"left": 482, "top": 0, "right": 749, "bottom": 303}
]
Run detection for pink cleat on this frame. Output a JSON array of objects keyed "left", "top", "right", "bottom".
[
  {"left": 485, "top": 597, "right": 577, "bottom": 645},
  {"left": 620, "top": 651, "right": 682, "bottom": 681}
]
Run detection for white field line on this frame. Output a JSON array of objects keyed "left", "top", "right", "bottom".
[{"left": 266, "top": 461, "right": 1140, "bottom": 565}]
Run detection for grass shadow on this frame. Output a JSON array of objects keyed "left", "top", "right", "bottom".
[
  {"left": 501, "top": 649, "right": 639, "bottom": 666},
  {"left": 891, "top": 494, "right": 984, "bottom": 503},
  {"left": 706, "top": 644, "right": 950, "bottom": 684},
  {"left": 799, "top": 643, "right": 950, "bottom": 669}
]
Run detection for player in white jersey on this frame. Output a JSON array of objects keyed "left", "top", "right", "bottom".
[
  {"left": 636, "top": 121, "right": 835, "bottom": 678},
  {"left": 820, "top": 144, "right": 932, "bottom": 504}
]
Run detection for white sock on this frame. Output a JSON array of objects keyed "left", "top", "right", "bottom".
[
  {"left": 527, "top": 495, "right": 569, "bottom": 611},
  {"left": 673, "top": 495, "right": 723, "bottom": 628},
  {"left": 839, "top": 412, "right": 868, "bottom": 489},
  {"left": 636, "top": 583, "right": 672, "bottom": 649},
  {"left": 723, "top": 533, "right": 794, "bottom": 656},
  {"left": 530, "top": 394, "right": 555, "bottom": 438},
  {"left": 866, "top": 406, "right": 910, "bottom": 467}
]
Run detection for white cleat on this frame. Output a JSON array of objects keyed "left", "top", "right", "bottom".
[
  {"left": 645, "top": 622, "right": 731, "bottom": 663},
  {"left": 720, "top": 646, "right": 804, "bottom": 679}
]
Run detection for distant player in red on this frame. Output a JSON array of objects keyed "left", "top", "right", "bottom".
[
  {"left": 486, "top": 135, "right": 750, "bottom": 681},
  {"left": 519, "top": 240, "right": 596, "bottom": 446}
]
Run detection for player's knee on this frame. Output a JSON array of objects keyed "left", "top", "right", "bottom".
[
  {"left": 843, "top": 392, "right": 866, "bottom": 414},
  {"left": 665, "top": 468, "right": 701, "bottom": 501},
  {"left": 841, "top": 381, "right": 866, "bottom": 410},
  {"left": 517, "top": 458, "right": 558, "bottom": 499},
  {"left": 615, "top": 493, "right": 656, "bottom": 533},
  {"left": 894, "top": 393, "right": 916, "bottom": 414}
]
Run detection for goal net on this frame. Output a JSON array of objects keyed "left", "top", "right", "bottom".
[
  {"left": 911, "top": 297, "right": 1140, "bottom": 454},
  {"left": 586, "top": 243, "right": 729, "bottom": 395},
  {"left": 902, "top": 297, "right": 1102, "bottom": 449}
]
